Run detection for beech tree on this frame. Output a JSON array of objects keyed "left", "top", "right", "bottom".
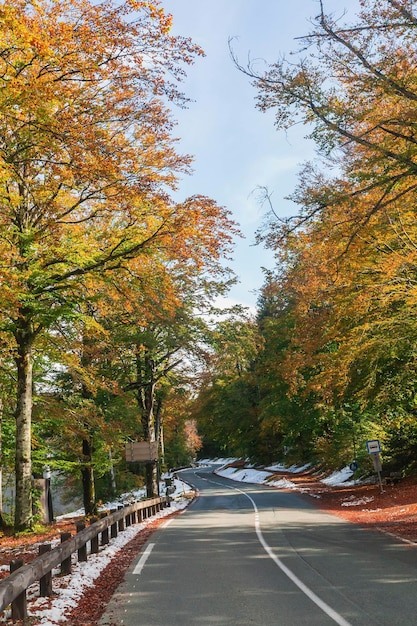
[
  {"left": 244, "top": 0, "right": 417, "bottom": 398},
  {"left": 192, "top": 311, "right": 260, "bottom": 458},
  {"left": 100, "top": 240, "right": 235, "bottom": 497},
  {"left": 223, "top": 0, "right": 417, "bottom": 467},
  {"left": 0, "top": 0, "right": 238, "bottom": 529},
  {"left": 231, "top": 1, "right": 417, "bottom": 240},
  {"left": 40, "top": 195, "right": 237, "bottom": 508}
]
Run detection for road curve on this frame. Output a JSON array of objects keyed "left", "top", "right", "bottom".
[{"left": 100, "top": 466, "right": 417, "bottom": 626}]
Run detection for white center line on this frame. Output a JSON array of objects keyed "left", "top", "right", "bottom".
[
  {"left": 132, "top": 543, "right": 155, "bottom": 575},
  {"left": 209, "top": 477, "right": 352, "bottom": 626}
]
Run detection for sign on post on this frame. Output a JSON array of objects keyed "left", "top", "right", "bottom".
[
  {"left": 366, "top": 439, "right": 381, "bottom": 454},
  {"left": 125, "top": 441, "right": 158, "bottom": 463},
  {"left": 366, "top": 439, "right": 383, "bottom": 492}
]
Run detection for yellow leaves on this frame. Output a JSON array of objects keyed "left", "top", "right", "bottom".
[{"left": 0, "top": 0, "right": 235, "bottom": 344}]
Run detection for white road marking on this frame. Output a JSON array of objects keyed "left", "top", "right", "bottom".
[
  {"left": 208, "top": 476, "right": 352, "bottom": 626},
  {"left": 132, "top": 543, "right": 155, "bottom": 575}
]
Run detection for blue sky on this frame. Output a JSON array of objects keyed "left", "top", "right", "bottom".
[{"left": 160, "top": 0, "right": 356, "bottom": 310}]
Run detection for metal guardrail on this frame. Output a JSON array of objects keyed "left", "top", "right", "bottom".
[{"left": 0, "top": 495, "right": 169, "bottom": 620}]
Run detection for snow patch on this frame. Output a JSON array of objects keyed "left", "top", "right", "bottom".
[
  {"left": 321, "top": 466, "right": 354, "bottom": 486},
  {"left": 341, "top": 495, "right": 375, "bottom": 507}
]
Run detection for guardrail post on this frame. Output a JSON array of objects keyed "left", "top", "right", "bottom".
[
  {"left": 10, "top": 559, "right": 27, "bottom": 620},
  {"left": 110, "top": 509, "right": 118, "bottom": 538},
  {"left": 39, "top": 544, "right": 52, "bottom": 596},
  {"left": 61, "top": 532, "right": 72, "bottom": 575},
  {"left": 118, "top": 506, "right": 125, "bottom": 532},
  {"left": 90, "top": 517, "right": 99, "bottom": 554},
  {"left": 100, "top": 512, "right": 109, "bottom": 545},
  {"left": 76, "top": 522, "right": 87, "bottom": 562}
]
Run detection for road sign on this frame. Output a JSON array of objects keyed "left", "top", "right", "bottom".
[
  {"left": 366, "top": 439, "right": 381, "bottom": 454},
  {"left": 125, "top": 441, "right": 158, "bottom": 463}
]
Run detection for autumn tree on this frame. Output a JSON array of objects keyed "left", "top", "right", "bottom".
[
  {"left": 240, "top": 0, "right": 417, "bottom": 468},
  {"left": 239, "top": 0, "right": 417, "bottom": 240},
  {"left": 101, "top": 235, "right": 236, "bottom": 497},
  {"left": 42, "top": 193, "right": 237, "bottom": 506},
  {"left": 192, "top": 310, "right": 261, "bottom": 459},
  {"left": 0, "top": 0, "right": 241, "bottom": 530}
]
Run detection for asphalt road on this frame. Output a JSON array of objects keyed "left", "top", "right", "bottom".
[{"left": 100, "top": 466, "right": 417, "bottom": 625}]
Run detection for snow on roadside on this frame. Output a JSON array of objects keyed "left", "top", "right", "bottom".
[
  {"left": 214, "top": 466, "right": 274, "bottom": 485},
  {"left": 214, "top": 460, "right": 357, "bottom": 492},
  {"left": 0, "top": 477, "right": 194, "bottom": 626},
  {"left": 321, "top": 466, "right": 355, "bottom": 486},
  {"left": 268, "top": 477, "right": 299, "bottom": 489},
  {"left": 341, "top": 495, "right": 375, "bottom": 507}
]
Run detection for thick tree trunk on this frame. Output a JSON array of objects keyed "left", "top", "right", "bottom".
[
  {"left": 136, "top": 348, "right": 159, "bottom": 497},
  {"left": 143, "top": 397, "right": 158, "bottom": 497},
  {"left": 14, "top": 331, "right": 34, "bottom": 530},
  {"left": 81, "top": 437, "right": 96, "bottom": 516},
  {"left": 132, "top": 346, "right": 161, "bottom": 497},
  {"left": 108, "top": 450, "right": 117, "bottom": 496},
  {"left": 155, "top": 394, "right": 165, "bottom": 466},
  {"left": 80, "top": 321, "right": 97, "bottom": 516}
]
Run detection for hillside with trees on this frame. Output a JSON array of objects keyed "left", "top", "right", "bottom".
[{"left": 193, "top": 0, "right": 417, "bottom": 478}]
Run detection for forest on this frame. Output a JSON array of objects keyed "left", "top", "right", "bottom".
[
  {"left": 194, "top": 0, "right": 417, "bottom": 480},
  {"left": 2, "top": 0, "right": 417, "bottom": 533}
]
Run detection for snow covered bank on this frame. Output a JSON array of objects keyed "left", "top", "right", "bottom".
[{"left": 214, "top": 460, "right": 356, "bottom": 491}]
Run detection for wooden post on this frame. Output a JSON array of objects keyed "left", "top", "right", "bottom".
[
  {"left": 60, "top": 532, "right": 72, "bottom": 575},
  {"left": 100, "top": 512, "right": 109, "bottom": 545},
  {"left": 10, "top": 559, "right": 27, "bottom": 620},
  {"left": 76, "top": 522, "right": 87, "bottom": 562},
  {"left": 90, "top": 517, "right": 99, "bottom": 554},
  {"left": 110, "top": 509, "right": 118, "bottom": 538},
  {"left": 137, "top": 508, "right": 143, "bottom": 522},
  {"left": 118, "top": 506, "right": 125, "bottom": 532},
  {"left": 39, "top": 544, "right": 52, "bottom": 596}
]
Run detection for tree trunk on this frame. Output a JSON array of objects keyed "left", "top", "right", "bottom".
[
  {"left": 143, "top": 394, "right": 158, "bottom": 497},
  {"left": 81, "top": 437, "right": 96, "bottom": 516},
  {"left": 141, "top": 382, "right": 159, "bottom": 498},
  {"left": 155, "top": 394, "right": 165, "bottom": 466},
  {"left": 136, "top": 348, "right": 159, "bottom": 497},
  {"left": 80, "top": 319, "right": 97, "bottom": 516},
  {"left": 14, "top": 329, "right": 34, "bottom": 530},
  {"left": 108, "top": 449, "right": 117, "bottom": 496}
]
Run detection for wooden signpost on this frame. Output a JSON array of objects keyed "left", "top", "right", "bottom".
[{"left": 125, "top": 441, "right": 158, "bottom": 463}]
